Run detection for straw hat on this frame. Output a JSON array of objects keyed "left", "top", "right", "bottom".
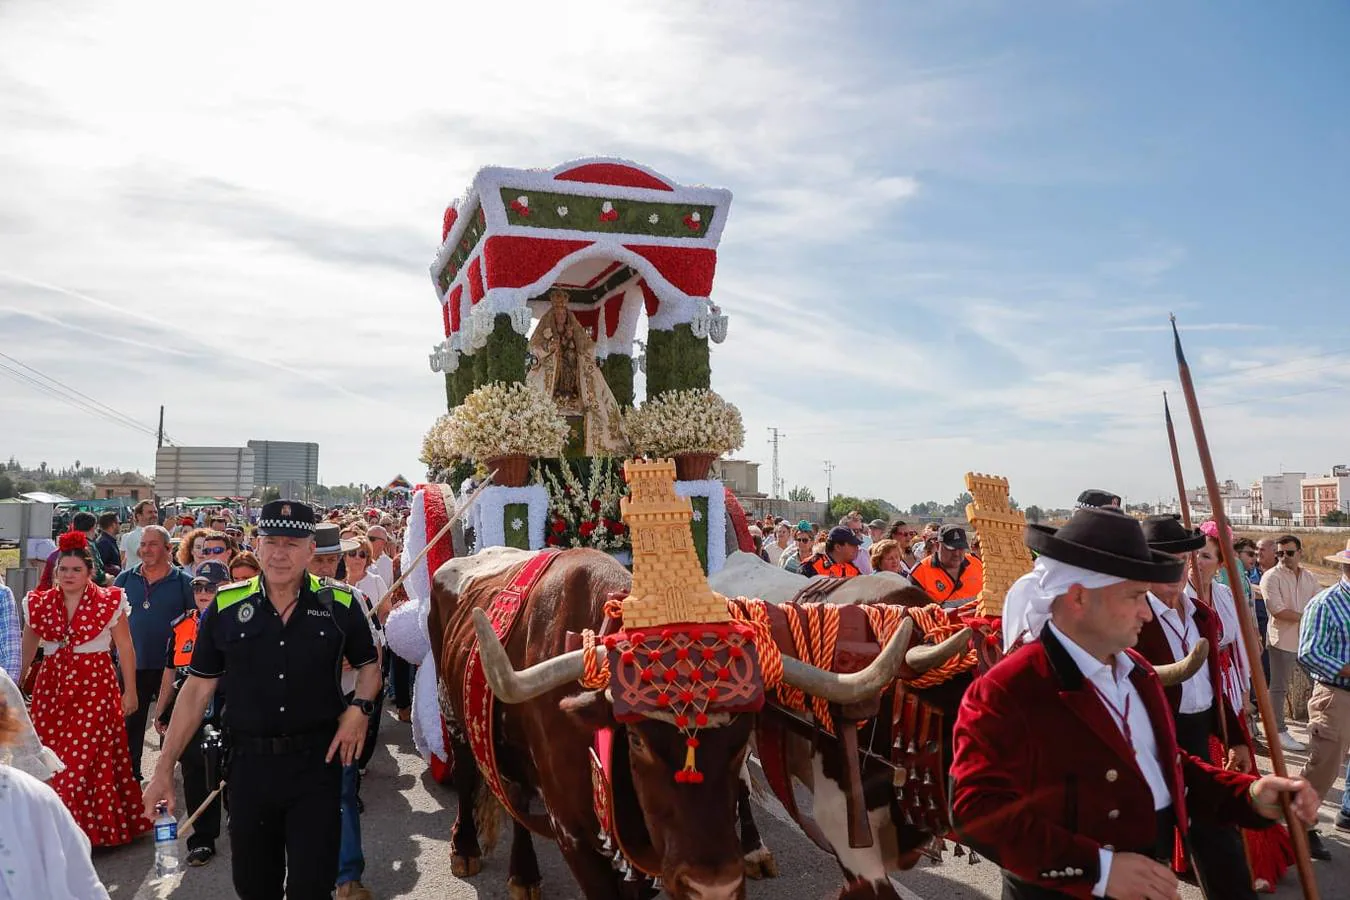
[{"left": 1324, "top": 539, "right": 1350, "bottom": 566}]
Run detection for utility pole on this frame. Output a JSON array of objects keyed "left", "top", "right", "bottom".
[
  {"left": 767, "top": 427, "right": 785, "bottom": 499},
  {"left": 823, "top": 459, "right": 835, "bottom": 511},
  {"left": 156, "top": 405, "right": 165, "bottom": 449}
]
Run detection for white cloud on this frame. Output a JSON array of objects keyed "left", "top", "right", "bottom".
[{"left": 1, "top": 0, "right": 1345, "bottom": 508}]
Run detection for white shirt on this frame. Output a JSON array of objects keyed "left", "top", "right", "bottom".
[
  {"left": 1146, "top": 593, "right": 1214, "bottom": 715},
  {"left": 0, "top": 764, "right": 110, "bottom": 899},
  {"left": 118, "top": 527, "right": 144, "bottom": 568},
  {"left": 763, "top": 541, "right": 788, "bottom": 566},
  {"left": 373, "top": 554, "right": 394, "bottom": 592},
  {"left": 1047, "top": 622, "right": 1173, "bottom": 898}
]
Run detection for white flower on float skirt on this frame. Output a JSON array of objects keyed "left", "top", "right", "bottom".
[
  {"left": 601, "top": 201, "right": 614, "bottom": 213},
  {"left": 692, "top": 509, "right": 703, "bottom": 523},
  {"left": 510, "top": 517, "right": 524, "bottom": 532},
  {"left": 556, "top": 206, "right": 568, "bottom": 217},
  {"left": 516, "top": 195, "right": 529, "bottom": 208},
  {"left": 648, "top": 213, "right": 659, "bottom": 224},
  {"left": 689, "top": 211, "right": 701, "bottom": 222}
]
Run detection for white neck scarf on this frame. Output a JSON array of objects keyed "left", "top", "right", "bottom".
[{"left": 1002, "top": 557, "right": 1127, "bottom": 651}]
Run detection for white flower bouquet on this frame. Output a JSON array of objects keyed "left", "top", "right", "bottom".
[
  {"left": 421, "top": 381, "right": 570, "bottom": 466},
  {"left": 624, "top": 389, "right": 746, "bottom": 457}
]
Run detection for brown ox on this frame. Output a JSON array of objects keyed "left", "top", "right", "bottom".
[
  {"left": 431, "top": 547, "right": 912, "bottom": 900},
  {"left": 736, "top": 609, "right": 1212, "bottom": 900}
]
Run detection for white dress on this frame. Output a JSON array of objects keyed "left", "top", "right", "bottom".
[{"left": 0, "top": 764, "right": 110, "bottom": 899}]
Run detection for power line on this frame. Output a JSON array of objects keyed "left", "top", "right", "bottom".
[
  {"left": 0, "top": 349, "right": 172, "bottom": 443},
  {"left": 0, "top": 356, "right": 174, "bottom": 444}
]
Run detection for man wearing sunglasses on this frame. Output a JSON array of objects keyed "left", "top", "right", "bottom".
[
  {"left": 153, "top": 561, "right": 231, "bottom": 867},
  {"left": 1260, "top": 535, "right": 1323, "bottom": 752}
]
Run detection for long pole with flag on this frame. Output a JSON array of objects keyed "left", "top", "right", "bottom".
[{"left": 1170, "top": 315, "right": 1319, "bottom": 899}]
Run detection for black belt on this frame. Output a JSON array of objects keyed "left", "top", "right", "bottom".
[{"left": 231, "top": 729, "right": 335, "bottom": 756}]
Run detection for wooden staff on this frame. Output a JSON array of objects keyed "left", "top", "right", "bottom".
[
  {"left": 1170, "top": 315, "right": 1319, "bottom": 900},
  {"left": 365, "top": 472, "right": 496, "bottom": 622},
  {"left": 1164, "top": 393, "right": 1231, "bottom": 751},
  {"left": 1163, "top": 392, "right": 1194, "bottom": 530},
  {"left": 181, "top": 780, "right": 224, "bottom": 837}
]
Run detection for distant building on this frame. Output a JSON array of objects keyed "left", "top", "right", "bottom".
[
  {"left": 712, "top": 459, "right": 760, "bottom": 497},
  {"left": 1252, "top": 472, "right": 1305, "bottom": 524},
  {"left": 1301, "top": 471, "right": 1350, "bottom": 524},
  {"left": 92, "top": 472, "right": 154, "bottom": 501}
]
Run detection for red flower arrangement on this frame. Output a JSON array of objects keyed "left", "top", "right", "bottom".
[{"left": 58, "top": 530, "right": 89, "bottom": 552}]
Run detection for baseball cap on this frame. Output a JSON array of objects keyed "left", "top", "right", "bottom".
[
  {"left": 939, "top": 524, "right": 970, "bottom": 550},
  {"left": 827, "top": 525, "right": 863, "bottom": 547},
  {"left": 193, "top": 561, "right": 232, "bottom": 586},
  {"left": 867, "top": 518, "right": 887, "bottom": 530}
]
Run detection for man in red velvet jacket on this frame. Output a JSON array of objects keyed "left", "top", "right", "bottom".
[{"left": 951, "top": 507, "right": 1317, "bottom": 900}]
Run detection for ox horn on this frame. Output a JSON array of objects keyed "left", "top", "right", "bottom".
[
  {"left": 1154, "top": 637, "right": 1208, "bottom": 688},
  {"left": 904, "top": 626, "right": 973, "bottom": 675},
  {"left": 470, "top": 607, "right": 606, "bottom": 704},
  {"left": 779, "top": 617, "right": 915, "bottom": 705}
]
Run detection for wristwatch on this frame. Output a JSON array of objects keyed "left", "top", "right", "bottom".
[{"left": 349, "top": 698, "right": 376, "bottom": 716}]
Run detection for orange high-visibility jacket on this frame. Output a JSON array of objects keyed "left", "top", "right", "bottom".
[{"left": 910, "top": 554, "right": 983, "bottom": 603}]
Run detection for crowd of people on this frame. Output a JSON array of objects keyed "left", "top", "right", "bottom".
[
  {"left": 1, "top": 488, "right": 1349, "bottom": 899},
  {"left": 1, "top": 498, "right": 413, "bottom": 900}
]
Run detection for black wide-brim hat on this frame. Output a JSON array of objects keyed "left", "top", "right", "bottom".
[
  {"left": 1140, "top": 514, "right": 1206, "bottom": 554},
  {"left": 1025, "top": 507, "right": 1184, "bottom": 583}
]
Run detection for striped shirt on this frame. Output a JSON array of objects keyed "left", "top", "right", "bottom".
[
  {"left": 1297, "top": 578, "right": 1350, "bottom": 691},
  {"left": 0, "top": 584, "right": 19, "bottom": 677}
]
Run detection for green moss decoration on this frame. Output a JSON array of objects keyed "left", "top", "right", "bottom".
[
  {"left": 444, "top": 372, "right": 457, "bottom": 410},
  {"left": 690, "top": 495, "right": 710, "bottom": 574},
  {"left": 599, "top": 354, "right": 635, "bottom": 408},
  {"left": 645, "top": 324, "right": 710, "bottom": 398},
  {"left": 484, "top": 314, "right": 527, "bottom": 384},
  {"left": 503, "top": 502, "right": 531, "bottom": 550}
]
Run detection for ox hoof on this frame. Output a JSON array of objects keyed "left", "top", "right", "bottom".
[
  {"left": 451, "top": 854, "right": 482, "bottom": 877},
  {"left": 744, "top": 846, "right": 779, "bottom": 879},
  {"left": 508, "top": 879, "right": 543, "bottom": 900}
]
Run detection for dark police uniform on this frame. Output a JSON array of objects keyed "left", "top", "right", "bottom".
[{"left": 187, "top": 501, "right": 378, "bottom": 900}]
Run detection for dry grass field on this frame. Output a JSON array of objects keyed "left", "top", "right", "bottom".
[{"left": 0, "top": 547, "right": 18, "bottom": 572}]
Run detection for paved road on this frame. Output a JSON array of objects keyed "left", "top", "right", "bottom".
[{"left": 95, "top": 714, "right": 1350, "bottom": 899}]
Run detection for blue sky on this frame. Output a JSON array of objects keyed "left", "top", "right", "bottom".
[{"left": 0, "top": 0, "right": 1345, "bottom": 507}]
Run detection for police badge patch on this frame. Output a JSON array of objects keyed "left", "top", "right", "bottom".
[
  {"left": 182, "top": 640, "right": 194, "bottom": 654},
  {"left": 936, "top": 581, "right": 947, "bottom": 592},
  {"left": 237, "top": 603, "right": 255, "bottom": 623}
]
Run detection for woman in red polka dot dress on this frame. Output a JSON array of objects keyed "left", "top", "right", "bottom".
[{"left": 18, "top": 530, "right": 150, "bottom": 847}]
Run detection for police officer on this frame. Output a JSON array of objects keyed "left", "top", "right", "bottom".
[
  {"left": 144, "top": 500, "right": 380, "bottom": 900},
  {"left": 152, "top": 558, "right": 232, "bottom": 867}
]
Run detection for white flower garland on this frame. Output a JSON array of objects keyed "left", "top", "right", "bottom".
[
  {"left": 471, "top": 484, "right": 548, "bottom": 553},
  {"left": 675, "top": 479, "right": 727, "bottom": 575}
]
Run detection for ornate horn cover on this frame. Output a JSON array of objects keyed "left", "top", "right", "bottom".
[{"left": 603, "top": 459, "right": 765, "bottom": 782}]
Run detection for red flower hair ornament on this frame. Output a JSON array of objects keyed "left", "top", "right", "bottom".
[{"left": 58, "top": 530, "right": 89, "bottom": 552}]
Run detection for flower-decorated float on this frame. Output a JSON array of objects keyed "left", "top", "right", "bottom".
[{"left": 420, "top": 157, "right": 754, "bottom": 569}]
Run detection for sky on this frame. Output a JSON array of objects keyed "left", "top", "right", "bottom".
[{"left": 0, "top": 0, "right": 1346, "bottom": 508}]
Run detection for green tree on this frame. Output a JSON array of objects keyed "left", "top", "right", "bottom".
[
  {"left": 260, "top": 486, "right": 281, "bottom": 503},
  {"left": 1025, "top": 504, "right": 1044, "bottom": 524},
  {"left": 828, "top": 495, "right": 885, "bottom": 523},
  {"left": 1323, "top": 510, "right": 1349, "bottom": 526},
  {"left": 787, "top": 485, "right": 815, "bottom": 502},
  {"left": 946, "top": 492, "right": 973, "bottom": 515},
  {"left": 0, "top": 474, "right": 13, "bottom": 499}
]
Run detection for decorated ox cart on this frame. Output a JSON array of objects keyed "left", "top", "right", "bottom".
[{"left": 390, "top": 158, "right": 1206, "bottom": 900}]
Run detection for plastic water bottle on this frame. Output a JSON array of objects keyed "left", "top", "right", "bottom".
[{"left": 153, "top": 802, "right": 180, "bottom": 878}]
